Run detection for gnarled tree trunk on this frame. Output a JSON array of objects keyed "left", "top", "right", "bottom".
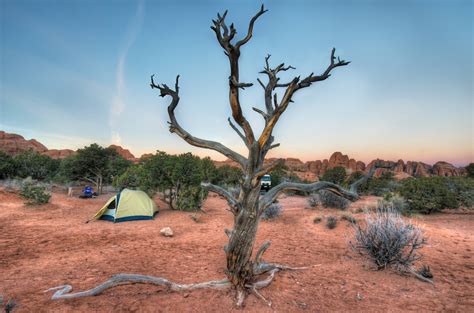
[{"left": 48, "top": 5, "right": 393, "bottom": 307}]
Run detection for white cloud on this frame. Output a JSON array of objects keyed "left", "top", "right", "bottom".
[{"left": 109, "top": 0, "right": 144, "bottom": 143}]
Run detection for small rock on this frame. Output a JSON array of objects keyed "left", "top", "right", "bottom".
[{"left": 160, "top": 227, "right": 174, "bottom": 237}]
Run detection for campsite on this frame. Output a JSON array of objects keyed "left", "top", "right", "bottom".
[
  {"left": 1, "top": 190, "right": 473, "bottom": 312},
  {"left": 1, "top": 1, "right": 473, "bottom": 312}
]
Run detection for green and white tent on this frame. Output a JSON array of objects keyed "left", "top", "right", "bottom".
[{"left": 93, "top": 189, "right": 158, "bottom": 222}]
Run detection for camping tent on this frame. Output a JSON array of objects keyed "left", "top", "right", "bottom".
[{"left": 93, "top": 189, "right": 158, "bottom": 222}]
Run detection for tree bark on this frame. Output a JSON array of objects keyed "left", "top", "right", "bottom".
[{"left": 225, "top": 185, "right": 261, "bottom": 290}]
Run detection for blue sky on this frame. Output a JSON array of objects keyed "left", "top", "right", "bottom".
[{"left": 0, "top": 0, "right": 472, "bottom": 165}]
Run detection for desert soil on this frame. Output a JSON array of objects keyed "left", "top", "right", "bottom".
[{"left": 0, "top": 189, "right": 473, "bottom": 312}]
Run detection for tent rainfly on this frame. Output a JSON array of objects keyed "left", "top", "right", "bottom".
[{"left": 93, "top": 189, "right": 158, "bottom": 222}]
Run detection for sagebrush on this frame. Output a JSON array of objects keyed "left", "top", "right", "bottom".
[
  {"left": 326, "top": 215, "right": 338, "bottom": 229},
  {"left": 350, "top": 208, "right": 425, "bottom": 270},
  {"left": 307, "top": 193, "right": 321, "bottom": 208},
  {"left": 261, "top": 203, "right": 282, "bottom": 220},
  {"left": 319, "top": 190, "right": 350, "bottom": 209}
]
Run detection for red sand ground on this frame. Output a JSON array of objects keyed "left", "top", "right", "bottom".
[{"left": 1, "top": 189, "right": 473, "bottom": 312}]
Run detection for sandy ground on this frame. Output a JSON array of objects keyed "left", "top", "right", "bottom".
[{"left": 1, "top": 189, "right": 473, "bottom": 312}]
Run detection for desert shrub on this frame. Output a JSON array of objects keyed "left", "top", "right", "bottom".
[
  {"left": 350, "top": 208, "right": 426, "bottom": 270},
  {"left": 398, "top": 177, "right": 459, "bottom": 213},
  {"left": 176, "top": 186, "right": 206, "bottom": 211},
  {"left": 20, "top": 180, "right": 51, "bottom": 205},
  {"left": 261, "top": 203, "right": 282, "bottom": 220},
  {"left": 446, "top": 177, "right": 474, "bottom": 208},
  {"left": 346, "top": 171, "right": 364, "bottom": 186},
  {"left": 113, "top": 165, "right": 147, "bottom": 191},
  {"left": 466, "top": 163, "right": 474, "bottom": 178},
  {"left": 380, "top": 194, "right": 409, "bottom": 214},
  {"left": 307, "top": 193, "right": 321, "bottom": 208},
  {"left": 340, "top": 213, "right": 357, "bottom": 224},
  {"left": 215, "top": 165, "right": 242, "bottom": 186},
  {"left": 0, "top": 178, "right": 24, "bottom": 191},
  {"left": 321, "top": 166, "right": 346, "bottom": 185},
  {"left": 269, "top": 162, "right": 288, "bottom": 188},
  {"left": 14, "top": 150, "right": 60, "bottom": 180},
  {"left": 359, "top": 172, "right": 398, "bottom": 196},
  {"left": 319, "top": 190, "right": 350, "bottom": 209},
  {"left": 326, "top": 215, "right": 338, "bottom": 229},
  {"left": 313, "top": 216, "right": 322, "bottom": 223},
  {"left": 0, "top": 151, "right": 16, "bottom": 179}
]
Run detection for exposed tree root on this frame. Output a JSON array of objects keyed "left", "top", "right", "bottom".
[
  {"left": 45, "top": 274, "right": 231, "bottom": 300},
  {"left": 251, "top": 287, "right": 272, "bottom": 307}
]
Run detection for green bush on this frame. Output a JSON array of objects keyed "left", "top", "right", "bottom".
[
  {"left": 20, "top": 181, "right": 51, "bottom": 205},
  {"left": 346, "top": 171, "right": 364, "bottom": 186},
  {"left": 113, "top": 165, "right": 147, "bottom": 191},
  {"left": 0, "top": 151, "right": 16, "bottom": 179},
  {"left": 398, "top": 177, "right": 459, "bottom": 214},
  {"left": 359, "top": 172, "right": 398, "bottom": 196},
  {"left": 380, "top": 194, "right": 409, "bottom": 215},
  {"left": 14, "top": 150, "right": 60, "bottom": 180},
  {"left": 176, "top": 186, "right": 207, "bottom": 211},
  {"left": 215, "top": 165, "right": 242, "bottom": 186},
  {"left": 466, "top": 163, "right": 474, "bottom": 178},
  {"left": 321, "top": 166, "right": 346, "bottom": 185},
  {"left": 445, "top": 177, "right": 474, "bottom": 208}
]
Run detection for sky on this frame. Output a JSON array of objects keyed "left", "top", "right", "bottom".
[{"left": 0, "top": 0, "right": 472, "bottom": 166}]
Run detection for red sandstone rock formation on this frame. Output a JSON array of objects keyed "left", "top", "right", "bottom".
[
  {"left": 0, "top": 131, "right": 48, "bottom": 155},
  {"left": 108, "top": 144, "right": 136, "bottom": 162},
  {"left": 1, "top": 131, "right": 468, "bottom": 179},
  {"left": 432, "top": 161, "right": 466, "bottom": 177},
  {"left": 42, "top": 149, "right": 76, "bottom": 159}
]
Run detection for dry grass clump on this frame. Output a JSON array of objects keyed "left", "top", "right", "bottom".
[
  {"left": 350, "top": 208, "right": 426, "bottom": 271},
  {"left": 340, "top": 213, "right": 357, "bottom": 224},
  {"left": 261, "top": 203, "right": 282, "bottom": 220},
  {"left": 326, "top": 215, "right": 338, "bottom": 229}
]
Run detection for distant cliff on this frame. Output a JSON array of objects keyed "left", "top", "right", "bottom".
[{"left": 0, "top": 131, "right": 468, "bottom": 178}]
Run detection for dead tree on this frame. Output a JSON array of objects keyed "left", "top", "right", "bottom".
[{"left": 47, "top": 5, "right": 386, "bottom": 307}]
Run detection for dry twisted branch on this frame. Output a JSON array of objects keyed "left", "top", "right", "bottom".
[
  {"left": 150, "top": 75, "right": 247, "bottom": 168},
  {"left": 46, "top": 274, "right": 231, "bottom": 300}
]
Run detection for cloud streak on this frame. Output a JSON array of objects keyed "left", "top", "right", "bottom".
[{"left": 110, "top": 0, "right": 144, "bottom": 144}]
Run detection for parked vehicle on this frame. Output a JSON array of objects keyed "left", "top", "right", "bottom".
[{"left": 261, "top": 174, "right": 271, "bottom": 191}]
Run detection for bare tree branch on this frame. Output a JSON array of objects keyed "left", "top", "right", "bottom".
[
  {"left": 227, "top": 117, "right": 248, "bottom": 147},
  {"left": 235, "top": 5, "right": 268, "bottom": 48},
  {"left": 210, "top": 7, "right": 268, "bottom": 146},
  {"left": 252, "top": 107, "right": 269, "bottom": 121},
  {"left": 260, "top": 181, "right": 358, "bottom": 213},
  {"left": 349, "top": 160, "right": 394, "bottom": 193},
  {"left": 255, "top": 158, "right": 283, "bottom": 178},
  {"left": 260, "top": 161, "right": 390, "bottom": 212},
  {"left": 201, "top": 182, "right": 240, "bottom": 214},
  {"left": 151, "top": 75, "right": 247, "bottom": 167},
  {"left": 296, "top": 48, "right": 350, "bottom": 90},
  {"left": 46, "top": 274, "right": 230, "bottom": 300},
  {"left": 257, "top": 48, "right": 349, "bottom": 149},
  {"left": 268, "top": 143, "right": 280, "bottom": 150}
]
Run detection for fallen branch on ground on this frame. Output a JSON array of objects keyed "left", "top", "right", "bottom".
[{"left": 45, "top": 263, "right": 309, "bottom": 303}]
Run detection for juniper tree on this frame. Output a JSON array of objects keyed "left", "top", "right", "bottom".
[{"left": 47, "top": 5, "right": 388, "bottom": 307}]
